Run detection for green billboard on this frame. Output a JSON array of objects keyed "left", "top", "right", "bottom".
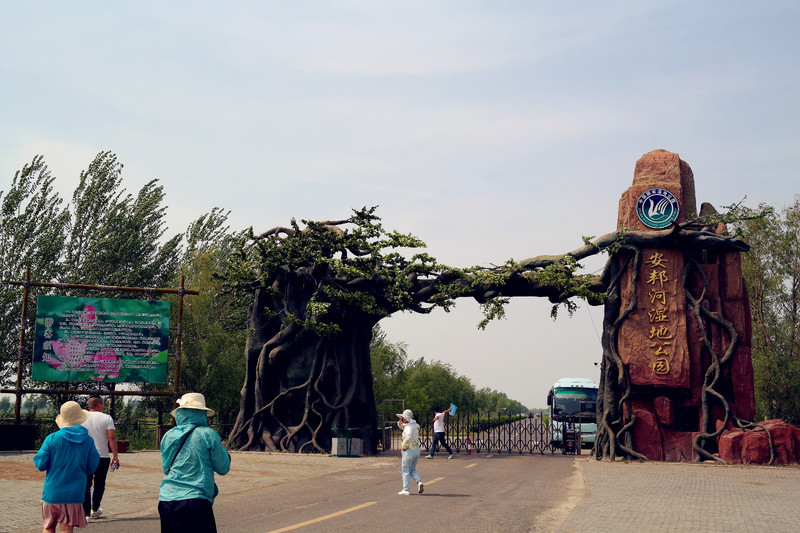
[{"left": 32, "top": 295, "right": 170, "bottom": 383}]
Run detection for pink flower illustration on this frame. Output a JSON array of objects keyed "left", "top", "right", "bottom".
[
  {"left": 49, "top": 338, "right": 90, "bottom": 370},
  {"left": 92, "top": 347, "right": 122, "bottom": 382},
  {"left": 79, "top": 304, "right": 97, "bottom": 329}
]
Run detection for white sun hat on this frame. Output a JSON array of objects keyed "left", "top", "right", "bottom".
[
  {"left": 55, "top": 401, "right": 91, "bottom": 428},
  {"left": 171, "top": 392, "right": 216, "bottom": 418},
  {"left": 396, "top": 409, "right": 415, "bottom": 422}
]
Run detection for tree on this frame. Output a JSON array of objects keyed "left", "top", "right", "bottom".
[
  {"left": 0, "top": 156, "right": 69, "bottom": 386},
  {"left": 735, "top": 197, "right": 800, "bottom": 423},
  {"left": 370, "top": 325, "right": 409, "bottom": 420},
  {"left": 170, "top": 208, "right": 249, "bottom": 426},
  {"left": 369, "top": 324, "right": 528, "bottom": 422},
  {"left": 63, "top": 151, "right": 181, "bottom": 288},
  {"left": 2, "top": 152, "right": 190, "bottom": 417},
  {"left": 227, "top": 207, "right": 603, "bottom": 453}
]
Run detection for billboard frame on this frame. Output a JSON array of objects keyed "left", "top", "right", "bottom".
[{"left": 2, "top": 267, "right": 199, "bottom": 424}]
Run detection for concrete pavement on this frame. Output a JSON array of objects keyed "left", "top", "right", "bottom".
[{"left": 3, "top": 449, "right": 800, "bottom": 532}]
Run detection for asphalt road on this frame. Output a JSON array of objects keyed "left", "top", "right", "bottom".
[
  {"left": 9, "top": 448, "right": 800, "bottom": 532},
  {"left": 84, "top": 452, "right": 580, "bottom": 533}
]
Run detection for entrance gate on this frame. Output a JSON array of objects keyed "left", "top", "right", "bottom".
[{"left": 386, "top": 411, "right": 585, "bottom": 455}]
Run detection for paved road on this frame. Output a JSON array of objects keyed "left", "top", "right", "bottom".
[{"left": 4, "top": 449, "right": 800, "bottom": 532}]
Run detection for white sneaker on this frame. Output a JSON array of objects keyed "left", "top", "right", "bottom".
[
  {"left": 91, "top": 508, "right": 103, "bottom": 518},
  {"left": 425, "top": 455, "right": 433, "bottom": 459},
  {"left": 418, "top": 481, "right": 424, "bottom": 494},
  {"left": 85, "top": 517, "right": 91, "bottom": 524},
  {"left": 448, "top": 454, "right": 454, "bottom": 459},
  {"left": 398, "top": 490, "right": 410, "bottom": 495}
]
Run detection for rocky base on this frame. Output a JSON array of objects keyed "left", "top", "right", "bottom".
[{"left": 717, "top": 419, "right": 800, "bottom": 465}]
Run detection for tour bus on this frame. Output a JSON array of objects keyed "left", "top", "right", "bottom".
[{"left": 546, "top": 377, "right": 599, "bottom": 449}]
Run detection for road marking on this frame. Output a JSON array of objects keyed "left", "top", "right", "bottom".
[
  {"left": 425, "top": 477, "right": 445, "bottom": 485},
  {"left": 267, "top": 501, "right": 377, "bottom": 532},
  {"left": 465, "top": 463, "right": 478, "bottom": 469},
  {"left": 486, "top": 454, "right": 494, "bottom": 458}
]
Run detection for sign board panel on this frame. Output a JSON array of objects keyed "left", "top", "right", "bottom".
[{"left": 32, "top": 295, "right": 170, "bottom": 383}]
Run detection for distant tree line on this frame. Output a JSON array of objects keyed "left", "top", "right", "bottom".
[{"left": 370, "top": 325, "right": 528, "bottom": 423}]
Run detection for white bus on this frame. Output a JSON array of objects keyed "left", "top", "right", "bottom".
[{"left": 547, "top": 377, "right": 598, "bottom": 449}]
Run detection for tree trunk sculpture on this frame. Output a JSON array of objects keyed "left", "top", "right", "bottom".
[
  {"left": 227, "top": 208, "right": 605, "bottom": 453},
  {"left": 227, "top": 198, "right": 757, "bottom": 458}
]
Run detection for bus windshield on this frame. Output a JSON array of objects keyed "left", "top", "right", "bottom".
[{"left": 552, "top": 387, "right": 597, "bottom": 423}]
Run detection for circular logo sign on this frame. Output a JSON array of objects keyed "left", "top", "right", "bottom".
[{"left": 635, "top": 188, "right": 680, "bottom": 229}]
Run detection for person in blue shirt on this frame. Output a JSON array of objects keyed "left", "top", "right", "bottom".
[
  {"left": 34, "top": 400, "right": 100, "bottom": 533},
  {"left": 159, "top": 392, "right": 231, "bottom": 533}
]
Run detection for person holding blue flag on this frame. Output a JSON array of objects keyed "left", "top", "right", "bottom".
[{"left": 425, "top": 406, "right": 454, "bottom": 459}]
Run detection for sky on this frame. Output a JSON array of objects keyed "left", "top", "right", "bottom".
[{"left": 2, "top": 1, "right": 799, "bottom": 409}]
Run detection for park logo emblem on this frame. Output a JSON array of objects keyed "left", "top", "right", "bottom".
[{"left": 635, "top": 188, "right": 680, "bottom": 229}]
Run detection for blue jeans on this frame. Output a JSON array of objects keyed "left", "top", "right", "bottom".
[
  {"left": 430, "top": 432, "right": 452, "bottom": 456},
  {"left": 401, "top": 448, "right": 422, "bottom": 491}
]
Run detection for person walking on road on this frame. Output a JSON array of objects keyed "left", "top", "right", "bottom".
[
  {"left": 82, "top": 394, "right": 119, "bottom": 520},
  {"left": 397, "top": 409, "right": 424, "bottom": 495},
  {"left": 426, "top": 405, "right": 453, "bottom": 459},
  {"left": 158, "top": 392, "right": 231, "bottom": 533},
  {"left": 34, "top": 401, "right": 100, "bottom": 533}
]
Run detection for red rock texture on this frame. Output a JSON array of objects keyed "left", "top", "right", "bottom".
[
  {"left": 631, "top": 405, "right": 663, "bottom": 461},
  {"left": 617, "top": 149, "right": 697, "bottom": 232},
  {"left": 654, "top": 396, "right": 674, "bottom": 426},
  {"left": 718, "top": 420, "right": 799, "bottom": 465},
  {"left": 613, "top": 150, "right": 761, "bottom": 462}
]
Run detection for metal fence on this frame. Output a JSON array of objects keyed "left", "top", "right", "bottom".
[
  {"left": 6, "top": 412, "right": 584, "bottom": 455},
  {"left": 381, "top": 411, "right": 577, "bottom": 455}
]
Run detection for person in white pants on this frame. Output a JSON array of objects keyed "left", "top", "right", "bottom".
[{"left": 396, "top": 409, "right": 424, "bottom": 495}]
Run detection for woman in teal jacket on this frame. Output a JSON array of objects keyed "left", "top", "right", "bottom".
[
  {"left": 159, "top": 392, "right": 231, "bottom": 533},
  {"left": 34, "top": 401, "right": 100, "bottom": 533}
]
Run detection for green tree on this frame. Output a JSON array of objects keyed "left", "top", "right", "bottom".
[
  {"left": 0, "top": 396, "right": 12, "bottom": 418},
  {"left": 170, "top": 208, "right": 249, "bottom": 426},
  {"left": 474, "top": 387, "right": 527, "bottom": 414},
  {"left": 369, "top": 325, "right": 528, "bottom": 421},
  {"left": 736, "top": 197, "right": 800, "bottom": 423},
  {"left": 63, "top": 151, "right": 181, "bottom": 288},
  {"left": 370, "top": 325, "right": 409, "bottom": 420},
  {"left": 401, "top": 359, "right": 478, "bottom": 418},
  {"left": 0, "top": 156, "right": 69, "bottom": 386}
]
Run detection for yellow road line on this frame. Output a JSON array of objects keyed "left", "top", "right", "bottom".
[
  {"left": 465, "top": 463, "right": 478, "bottom": 469},
  {"left": 486, "top": 454, "right": 494, "bottom": 458},
  {"left": 267, "top": 502, "right": 377, "bottom": 532},
  {"left": 425, "top": 477, "right": 445, "bottom": 485}
]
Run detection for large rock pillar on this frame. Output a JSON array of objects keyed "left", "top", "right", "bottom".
[{"left": 612, "top": 149, "right": 755, "bottom": 461}]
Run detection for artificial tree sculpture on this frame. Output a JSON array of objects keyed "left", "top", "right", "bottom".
[
  {"left": 226, "top": 207, "right": 604, "bottom": 453},
  {"left": 227, "top": 152, "right": 763, "bottom": 461}
]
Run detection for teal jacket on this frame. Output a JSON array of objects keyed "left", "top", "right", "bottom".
[
  {"left": 159, "top": 408, "right": 231, "bottom": 503},
  {"left": 34, "top": 425, "right": 100, "bottom": 504}
]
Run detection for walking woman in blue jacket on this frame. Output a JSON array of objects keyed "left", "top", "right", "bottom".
[
  {"left": 34, "top": 401, "right": 100, "bottom": 533},
  {"left": 159, "top": 392, "right": 231, "bottom": 533}
]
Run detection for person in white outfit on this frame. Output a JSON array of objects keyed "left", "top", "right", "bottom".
[
  {"left": 426, "top": 406, "right": 454, "bottom": 459},
  {"left": 82, "top": 395, "right": 118, "bottom": 520},
  {"left": 396, "top": 409, "right": 424, "bottom": 495}
]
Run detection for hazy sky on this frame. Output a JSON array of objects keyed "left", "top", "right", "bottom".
[{"left": 2, "top": 2, "right": 798, "bottom": 409}]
